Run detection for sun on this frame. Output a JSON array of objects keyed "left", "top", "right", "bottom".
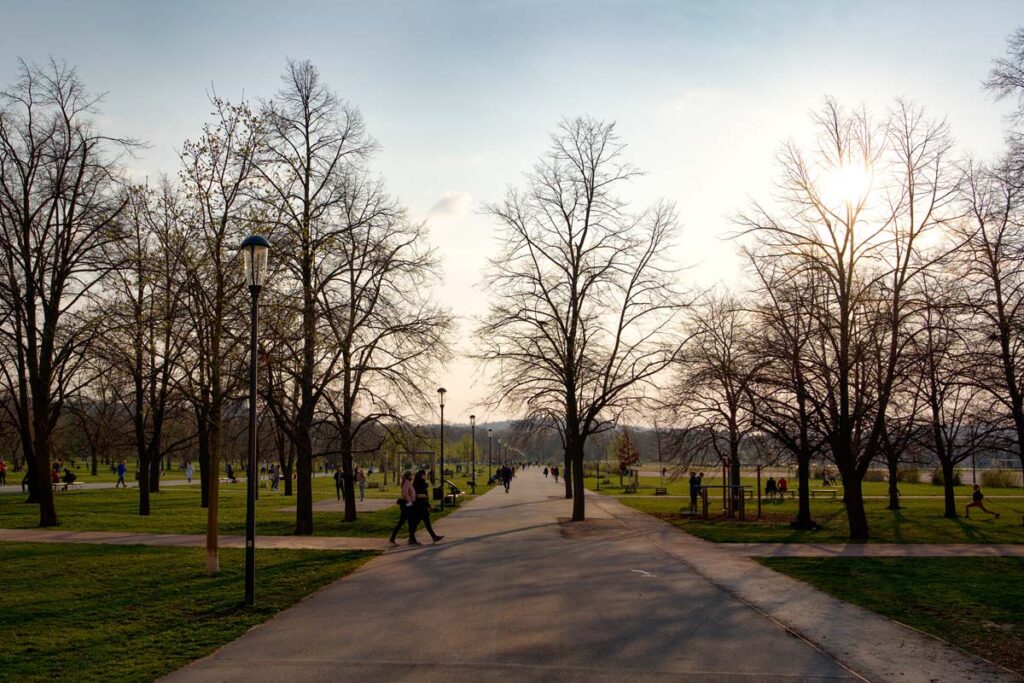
[{"left": 821, "top": 164, "right": 873, "bottom": 207}]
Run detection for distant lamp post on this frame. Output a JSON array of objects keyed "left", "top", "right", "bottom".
[
  {"left": 437, "top": 387, "right": 447, "bottom": 510},
  {"left": 240, "top": 234, "right": 269, "bottom": 607},
  {"left": 488, "top": 428, "right": 493, "bottom": 481},
  {"left": 498, "top": 437, "right": 503, "bottom": 468},
  {"left": 469, "top": 415, "right": 477, "bottom": 494}
]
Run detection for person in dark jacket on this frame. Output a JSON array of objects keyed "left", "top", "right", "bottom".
[{"left": 408, "top": 469, "right": 443, "bottom": 544}]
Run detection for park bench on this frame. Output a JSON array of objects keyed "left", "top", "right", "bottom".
[
  {"left": 367, "top": 481, "right": 381, "bottom": 489},
  {"left": 623, "top": 483, "right": 638, "bottom": 494},
  {"left": 53, "top": 482, "right": 82, "bottom": 491},
  {"left": 654, "top": 487, "right": 668, "bottom": 495},
  {"left": 810, "top": 488, "right": 838, "bottom": 499}
]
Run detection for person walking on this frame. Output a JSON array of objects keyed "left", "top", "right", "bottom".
[
  {"left": 226, "top": 463, "right": 237, "bottom": 484},
  {"left": 543, "top": 466, "right": 549, "bottom": 479},
  {"left": 409, "top": 469, "right": 443, "bottom": 545},
  {"left": 270, "top": 464, "right": 280, "bottom": 491},
  {"left": 390, "top": 470, "right": 417, "bottom": 545},
  {"left": 965, "top": 484, "right": 1000, "bottom": 519},
  {"left": 552, "top": 465, "right": 559, "bottom": 484},
  {"left": 115, "top": 460, "right": 128, "bottom": 488},
  {"left": 185, "top": 461, "right": 194, "bottom": 484},
  {"left": 357, "top": 468, "right": 367, "bottom": 502},
  {"left": 334, "top": 465, "right": 345, "bottom": 501},
  {"left": 765, "top": 476, "right": 778, "bottom": 501},
  {"left": 502, "top": 465, "right": 512, "bottom": 493}
]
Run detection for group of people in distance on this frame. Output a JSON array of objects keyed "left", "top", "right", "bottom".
[
  {"left": 764, "top": 475, "right": 789, "bottom": 500},
  {"left": 334, "top": 466, "right": 368, "bottom": 501},
  {"left": 542, "top": 465, "right": 560, "bottom": 483},
  {"left": 390, "top": 469, "right": 445, "bottom": 546},
  {"left": 492, "top": 464, "right": 514, "bottom": 493}
]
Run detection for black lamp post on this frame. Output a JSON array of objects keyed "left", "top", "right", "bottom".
[
  {"left": 437, "top": 387, "right": 446, "bottom": 510},
  {"left": 240, "top": 234, "right": 269, "bottom": 607},
  {"left": 498, "top": 437, "right": 502, "bottom": 468},
  {"left": 487, "top": 429, "right": 492, "bottom": 480},
  {"left": 469, "top": 415, "right": 476, "bottom": 494}
]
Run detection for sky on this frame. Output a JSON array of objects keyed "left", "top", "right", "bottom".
[{"left": 1, "top": 0, "right": 1021, "bottom": 423}]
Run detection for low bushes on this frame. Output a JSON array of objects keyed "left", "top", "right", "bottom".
[
  {"left": 931, "top": 467, "right": 962, "bottom": 487},
  {"left": 980, "top": 470, "right": 1021, "bottom": 489}
]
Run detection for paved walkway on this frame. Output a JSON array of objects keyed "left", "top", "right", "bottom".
[
  {"left": 0, "top": 528, "right": 389, "bottom": 551},
  {"left": 160, "top": 469, "right": 1017, "bottom": 683}
]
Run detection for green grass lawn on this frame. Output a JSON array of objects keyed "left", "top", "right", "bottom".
[
  {"left": 586, "top": 472, "right": 1024, "bottom": 499},
  {"left": 0, "top": 474, "right": 486, "bottom": 537},
  {"left": 0, "top": 541, "right": 377, "bottom": 682},
  {"left": 615, "top": 493, "right": 1024, "bottom": 544},
  {"left": 759, "top": 557, "right": 1024, "bottom": 675}
]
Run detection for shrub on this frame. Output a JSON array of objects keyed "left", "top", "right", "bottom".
[
  {"left": 980, "top": 470, "right": 1021, "bottom": 489},
  {"left": 931, "top": 467, "right": 962, "bottom": 487},
  {"left": 895, "top": 468, "right": 921, "bottom": 483},
  {"left": 863, "top": 470, "right": 886, "bottom": 482}
]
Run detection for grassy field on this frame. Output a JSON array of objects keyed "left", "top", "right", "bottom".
[
  {"left": 760, "top": 557, "right": 1024, "bottom": 675},
  {"left": 0, "top": 474, "right": 492, "bottom": 537},
  {"left": 586, "top": 471, "right": 1024, "bottom": 499},
  {"left": 612, "top": 490, "right": 1024, "bottom": 544},
  {"left": 0, "top": 541, "right": 377, "bottom": 682}
]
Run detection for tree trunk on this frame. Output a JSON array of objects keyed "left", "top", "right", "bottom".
[
  {"left": 570, "top": 441, "right": 585, "bottom": 521},
  {"left": 197, "top": 425, "right": 211, "bottom": 508},
  {"left": 563, "top": 448, "right": 572, "bottom": 499},
  {"left": 205, "top": 419, "right": 221, "bottom": 575},
  {"left": 149, "top": 453, "right": 161, "bottom": 493},
  {"left": 32, "top": 415, "right": 58, "bottom": 526},
  {"left": 941, "top": 461, "right": 957, "bottom": 519},
  {"left": 886, "top": 457, "right": 900, "bottom": 510},
  {"left": 283, "top": 440, "right": 295, "bottom": 497},
  {"left": 341, "top": 412, "right": 357, "bottom": 523},
  {"left": 138, "top": 459, "right": 151, "bottom": 516},
  {"left": 295, "top": 433, "right": 314, "bottom": 535},
  {"left": 842, "top": 473, "right": 869, "bottom": 542},
  {"left": 790, "top": 446, "right": 816, "bottom": 530},
  {"left": 90, "top": 445, "right": 98, "bottom": 477}
]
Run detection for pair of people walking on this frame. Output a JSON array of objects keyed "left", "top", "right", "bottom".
[{"left": 390, "top": 469, "right": 444, "bottom": 545}]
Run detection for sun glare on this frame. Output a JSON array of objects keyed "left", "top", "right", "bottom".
[{"left": 821, "top": 164, "right": 873, "bottom": 207}]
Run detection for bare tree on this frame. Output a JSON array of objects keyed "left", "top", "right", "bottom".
[
  {"left": 252, "top": 59, "right": 377, "bottom": 535},
  {"left": 479, "top": 117, "right": 686, "bottom": 521},
  {"left": 178, "top": 95, "right": 260, "bottom": 572},
  {"left": 954, "top": 159, "right": 1024, "bottom": 484},
  {"left": 910, "top": 273, "right": 1004, "bottom": 517},
  {"left": 100, "top": 183, "right": 191, "bottom": 515},
  {"left": 672, "top": 293, "right": 761, "bottom": 513},
  {"left": 744, "top": 258, "right": 826, "bottom": 528},
  {"left": 0, "top": 60, "right": 132, "bottom": 525},
  {"left": 318, "top": 179, "right": 453, "bottom": 523},
  {"left": 735, "top": 98, "right": 959, "bottom": 540}
]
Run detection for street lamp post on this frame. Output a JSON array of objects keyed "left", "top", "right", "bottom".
[
  {"left": 437, "top": 387, "right": 446, "bottom": 510},
  {"left": 498, "top": 437, "right": 502, "bottom": 468},
  {"left": 487, "top": 429, "right": 492, "bottom": 480},
  {"left": 240, "top": 234, "right": 269, "bottom": 607},
  {"left": 469, "top": 415, "right": 476, "bottom": 494}
]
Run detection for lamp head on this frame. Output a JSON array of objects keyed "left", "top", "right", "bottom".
[
  {"left": 240, "top": 235, "right": 271, "bottom": 290},
  {"left": 437, "top": 387, "right": 446, "bottom": 407},
  {"left": 469, "top": 414, "right": 476, "bottom": 427}
]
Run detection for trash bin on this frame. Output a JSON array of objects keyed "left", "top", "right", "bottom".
[{"left": 432, "top": 486, "right": 443, "bottom": 501}]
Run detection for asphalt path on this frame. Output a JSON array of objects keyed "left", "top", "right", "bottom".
[{"left": 163, "top": 468, "right": 859, "bottom": 682}]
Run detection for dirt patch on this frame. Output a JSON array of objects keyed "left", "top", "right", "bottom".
[{"left": 558, "top": 517, "right": 627, "bottom": 539}]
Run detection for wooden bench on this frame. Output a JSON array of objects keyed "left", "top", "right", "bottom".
[
  {"left": 654, "top": 487, "right": 668, "bottom": 495},
  {"left": 367, "top": 481, "right": 381, "bottom": 489},
  {"left": 444, "top": 491, "right": 464, "bottom": 506},
  {"left": 53, "top": 482, "right": 83, "bottom": 491},
  {"left": 811, "top": 488, "right": 838, "bottom": 499}
]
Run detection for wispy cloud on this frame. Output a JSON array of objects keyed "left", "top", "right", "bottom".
[{"left": 427, "top": 191, "right": 472, "bottom": 218}]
